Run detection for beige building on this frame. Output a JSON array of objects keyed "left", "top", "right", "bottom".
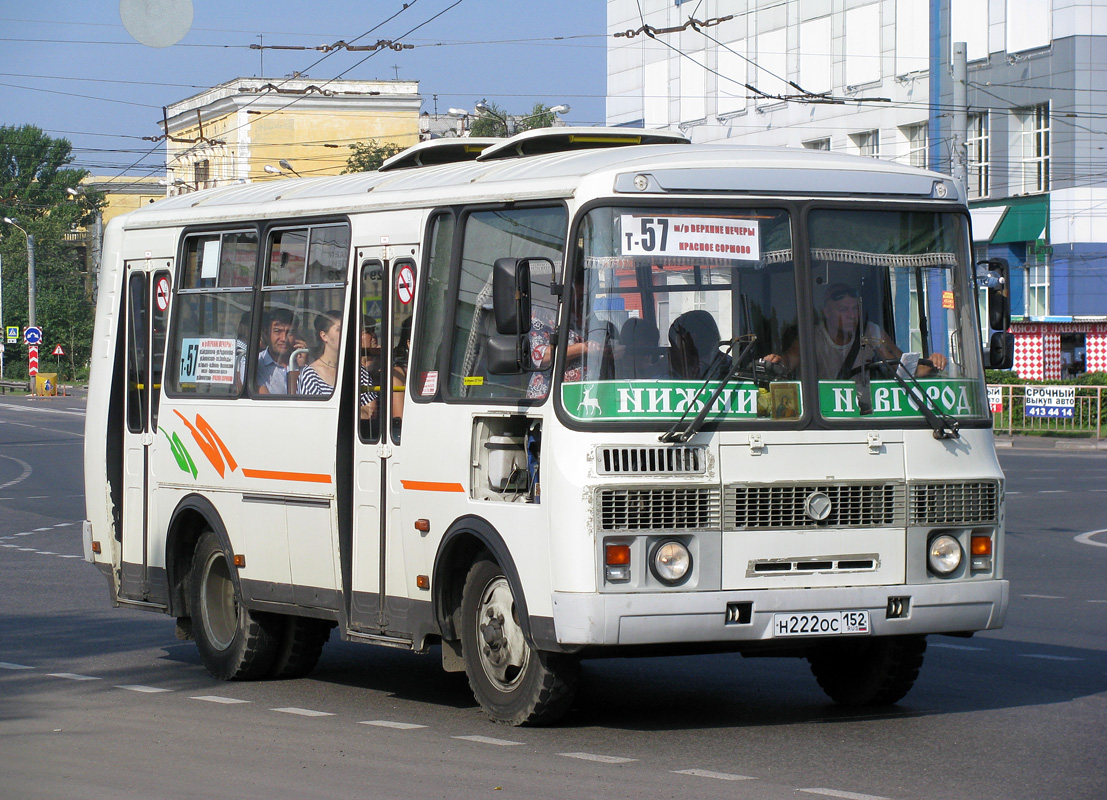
[{"left": 161, "top": 77, "right": 422, "bottom": 193}]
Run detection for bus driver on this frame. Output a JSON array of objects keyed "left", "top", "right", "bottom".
[{"left": 764, "top": 282, "right": 947, "bottom": 380}]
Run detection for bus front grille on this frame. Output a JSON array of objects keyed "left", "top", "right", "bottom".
[
  {"left": 595, "top": 446, "right": 706, "bottom": 476},
  {"left": 599, "top": 487, "right": 720, "bottom": 531},
  {"left": 908, "top": 481, "right": 1000, "bottom": 525},
  {"left": 724, "top": 483, "right": 906, "bottom": 530}
]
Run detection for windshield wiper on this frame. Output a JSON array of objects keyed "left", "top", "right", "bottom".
[
  {"left": 856, "top": 354, "right": 960, "bottom": 440},
  {"left": 659, "top": 334, "right": 758, "bottom": 443}
]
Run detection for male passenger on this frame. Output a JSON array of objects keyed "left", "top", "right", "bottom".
[{"left": 256, "top": 308, "right": 305, "bottom": 395}]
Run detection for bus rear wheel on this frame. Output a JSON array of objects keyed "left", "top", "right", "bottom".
[
  {"left": 460, "top": 557, "right": 578, "bottom": 726},
  {"left": 190, "top": 531, "right": 279, "bottom": 681},
  {"left": 808, "top": 634, "right": 927, "bottom": 706},
  {"left": 267, "top": 616, "right": 332, "bottom": 679}
]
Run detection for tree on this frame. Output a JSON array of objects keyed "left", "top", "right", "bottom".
[
  {"left": 0, "top": 125, "right": 103, "bottom": 380},
  {"left": 344, "top": 139, "right": 406, "bottom": 173}
]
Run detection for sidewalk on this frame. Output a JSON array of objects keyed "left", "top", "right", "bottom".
[{"left": 993, "top": 433, "right": 1107, "bottom": 451}]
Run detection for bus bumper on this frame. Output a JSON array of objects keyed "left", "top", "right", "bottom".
[{"left": 550, "top": 580, "right": 1009, "bottom": 646}]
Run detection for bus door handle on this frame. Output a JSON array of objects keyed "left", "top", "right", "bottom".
[
  {"left": 377, "top": 443, "right": 393, "bottom": 459},
  {"left": 141, "top": 432, "right": 154, "bottom": 447}
]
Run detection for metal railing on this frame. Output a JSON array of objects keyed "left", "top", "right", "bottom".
[{"left": 988, "top": 384, "right": 1104, "bottom": 439}]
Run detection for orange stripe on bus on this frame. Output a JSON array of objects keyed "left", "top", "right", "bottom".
[
  {"left": 401, "top": 480, "right": 465, "bottom": 492},
  {"left": 241, "top": 468, "right": 333, "bottom": 484}
]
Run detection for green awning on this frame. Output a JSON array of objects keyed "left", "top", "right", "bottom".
[{"left": 990, "top": 196, "right": 1048, "bottom": 244}]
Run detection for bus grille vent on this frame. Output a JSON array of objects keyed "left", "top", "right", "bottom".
[
  {"left": 599, "top": 487, "right": 720, "bottom": 531},
  {"left": 595, "top": 446, "right": 706, "bottom": 475},
  {"left": 724, "top": 483, "right": 906, "bottom": 530},
  {"left": 909, "top": 481, "right": 1000, "bottom": 525}
]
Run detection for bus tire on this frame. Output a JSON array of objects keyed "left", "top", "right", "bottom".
[
  {"left": 808, "top": 634, "right": 927, "bottom": 706},
  {"left": 460, "top": 557, "right": 578, "bottom": 726},
  {"left": 267, "top": 616, "right": 332, "bottom": 680},
  {"left": 190, "top": 530, "right": 279, "bottom": 681}
]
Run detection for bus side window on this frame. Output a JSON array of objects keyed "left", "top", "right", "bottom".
[{"left": 256, "top": 223, "right": 350, "bottom": 399}]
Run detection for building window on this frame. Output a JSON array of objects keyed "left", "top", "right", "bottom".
[
  {"left": 1015, "top": 103, "right": 1049, "bottom": 194},
  {"left": 901, "top": 122, "right": 927, "bottom": 168},
  {"left": 194, "top": 159, "right": 211, "bottom": 189},
  {"left": 967, "top": 112, "right": 990, "bottom": 199},
  {"left": 1027, "top": 262, "right": 1049, "bottom": 317},
  {"left": 851, "top": 130, "right": 880, "bottom": 158},
  {"left": 803, "top": 137, "right": 830, "bottom": 151}
]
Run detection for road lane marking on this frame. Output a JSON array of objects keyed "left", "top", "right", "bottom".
[
  {"left": 36, "top": 551, "right": 58, "bottom": 555},
  {"left": 1088, "top": 599, "right": 1107, "bottom": 604},
  {"left": 33, "top": 527, "right": 53, "bottom": 531},
  {"left": 117, "top": 684, "right": 172, "bottom": 693},
  {"left": 800, "top": 790, "right": 891, "bottom": 800},
  {"left": 453, "top": 735, "right": 522, "bottom": 746},
  {"left": 929, "top": 642, "right": 987, "bottom": 651},
  {"left": 191, "top": 695, "right": 250, "bottom": 704},
  {"left": 1022, "top": 594, "right": 1064, "bottom": 600},
  {"left": 0, "top": 662, "right": 33, "bottom": 670},
  {"left": 48, "top": 673, "right": 100, "bottom": 681},
  {"left": 1, "top": 544, "right": 18, "bottom": 548},
  {"left": 53, "top": 522, "right": 74, "bottom": 527},
  {"left": 1039, "top": 490, "right": 1066, "bottom": 493},
  {"left": 1020, "top": 654, "right": 1082, "bottom": 662},
  {"left": 58, "top": 554, "right": 82, "bottom": 559},
  {"left": 559, "top": 752, "right": 637, "bottom": 764},
  {"left": 1075, "top": 529, "right": 1107, "bottom": 548},
  {"left": 272, "top": 707, "right": 334, "bottom": 717},
  {"left": 673, "top": 769, "right": 755, "bottom": 781},
  {"left": 359, "top": 720, "right": 427, "bottom": 730}
]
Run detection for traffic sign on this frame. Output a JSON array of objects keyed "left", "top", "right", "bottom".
[
  {"left": 28, "top": 345, "right": 39, "bottom": 376},
  {"left": 52, "top": 344, "right": 66, "bottom": 356},
  {"left": 5, "top": 326, "right": 17, "bottom": 343},
  {"left": 24, "top": 326, "right": 43, "bottom": 345}
]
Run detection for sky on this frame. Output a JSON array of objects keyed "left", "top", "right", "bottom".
[{"left": 0, "top": 0, "right": 608, "bottom": 180}]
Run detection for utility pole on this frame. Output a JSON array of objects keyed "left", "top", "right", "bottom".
[{"left": 951, "top": 41, "right": 969, "bottom": 187}]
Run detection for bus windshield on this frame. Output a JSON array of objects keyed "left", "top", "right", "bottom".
[{"left": 555, "top": 205, "right": 987, "bottom": 428}]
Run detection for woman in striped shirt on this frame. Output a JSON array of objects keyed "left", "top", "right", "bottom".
[{"left": 297, "top": 310, "right": 342, "bottom": 397}]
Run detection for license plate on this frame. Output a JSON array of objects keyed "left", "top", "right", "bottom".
[{"left": 773, "top": 610, "right": 870, "bottom": 637}]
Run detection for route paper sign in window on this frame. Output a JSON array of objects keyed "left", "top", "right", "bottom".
[
  {"left": 619, "top": 215, "right": 760, "bottom": 260},
  {"left": 179, "top": 337, "right": 237, "bottom": 385}
]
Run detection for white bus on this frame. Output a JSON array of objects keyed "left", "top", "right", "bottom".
[{"left": 84, "top": 129, "right": 1011, "bottom": 725}]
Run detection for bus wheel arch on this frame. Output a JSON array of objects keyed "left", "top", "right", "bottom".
[
  {"left": 432, "top": 516, "right": 531, "bottom": 646},
  {"left": 166, "top": 495, "right": 235, "bottom": 621}
]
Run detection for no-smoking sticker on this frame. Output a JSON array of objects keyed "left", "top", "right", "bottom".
[
  {"left": 155, "top": 276, "right": 171, "bottom": 311},
  {"left": 396, "top": 265, "right": 415, "bottom": 305}
]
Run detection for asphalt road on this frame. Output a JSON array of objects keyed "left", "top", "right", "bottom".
[{"left": 1, "top": 396, "right": 1104, "bottom": 800}]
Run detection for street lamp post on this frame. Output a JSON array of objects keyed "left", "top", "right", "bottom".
[
  {"left": 475, "top": 99, "right": 511, "bottom": 137},
  {"left": 2, "top": 217, "right": 35, "bottom": 329}
]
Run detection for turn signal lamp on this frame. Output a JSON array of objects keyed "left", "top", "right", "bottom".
[
  {"left": 233, "top": 554, "right": 246, "bottom": 568},
  {"left": 91, "top": 541, "right": 101, "bottom": 554},
  {"left": 605, "top": 543, "right": 631, "bottom": 583},
  {"left": 971, "top": 535, "right": 992, "bottom": 556}
]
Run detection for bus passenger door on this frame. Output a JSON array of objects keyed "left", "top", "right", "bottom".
[
  {"left": 120, "top": 262, "right": 171, "bottom": 604},
  {"left": 350, "top": 253, "right": 416, "bottom": 634}
]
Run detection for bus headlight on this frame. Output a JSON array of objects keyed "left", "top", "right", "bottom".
[
  {"left": 650, "top": 539, "right": 691, "bottom": 585},
  {"left": 928, "top": 534, "right": 962, "bottom": 575}
]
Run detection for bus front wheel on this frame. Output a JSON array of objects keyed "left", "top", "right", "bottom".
[
  {"left": 190, "top": 530, "right": 279, "bottom": 681},
  {"left": 808, "top": 634, "right": 927, "bottom": 706},
  {"left": 460, "top": 557, "right": 578, "bottom": 726}
]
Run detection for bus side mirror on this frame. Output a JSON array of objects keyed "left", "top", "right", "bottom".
[
  {"left": 493, "top": 257, "right": 533, "bottom": 335},
  {"left": 489, "top": 257, "right": 552, "bottom": 374},
  {"left": 987, "top": 331, "right": 1014, "bottom": 370},
  {"left": 977, "top": 257, "right": 1010, "bottom": 332}
]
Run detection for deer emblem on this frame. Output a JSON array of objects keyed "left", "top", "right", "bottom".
[{"left": 578, "top": 386, "right": 602, "bottom": 416}]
